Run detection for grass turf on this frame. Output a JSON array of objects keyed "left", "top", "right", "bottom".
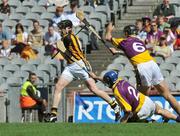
[{"left": 0, "top": 123, "right": 179, "bottom": 136}]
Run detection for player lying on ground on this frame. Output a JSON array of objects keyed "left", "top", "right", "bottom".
[
  {"left": 105, "top": 22, "right": 180, "bottom": 116},
  {"left": 44, "top": 20, "right": 120, "bottom": 122},
  {"left": 90, "top": 70, "right": 180, "bottom": 123}
]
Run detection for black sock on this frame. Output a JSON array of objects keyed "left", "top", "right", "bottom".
[{"left": 176, "top": 116, "right": 180, "bottom": 122}]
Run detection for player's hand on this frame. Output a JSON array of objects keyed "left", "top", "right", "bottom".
[
  {"left": 115, "top": 113, "right": 121, "bottom": 122},
  {"left": 110, "top": 100, "right": 121, "bottom": 122},
  {"left": 105, "top": 22, "right": 114, "bottom": 41},
  {"left": 106, "top": 22, "right": 114, "bottom": 33},
  {"left": 109, "top": 47, "right": 117, "bottom": 54}
]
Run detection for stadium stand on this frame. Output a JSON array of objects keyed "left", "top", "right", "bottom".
[
  {"left": 21, "top": 64, "right": 36, "bottom": 72},
  {"left": 22, "top": 0, "right": 37, "bottom": 8},
  {"left": 4, "top": 64, "right": 20, "bottom": 73},
  {"left": 13, "top": 70, "right": 29, "bottom": 80},
  {"left": 38, "top": 0, "right": 48, "bottom": 7},
  {"left": 0, "top": 13, "right": 8, "bottom": 22},
  {"left": 8, "top": 0, "right": 21, "bottom": 8},
  {"left": 16, "top": 6, "right": 31, "bottom": 15},
  {"left": 0, "top": 0, "right": 180, "bottom": 122}
]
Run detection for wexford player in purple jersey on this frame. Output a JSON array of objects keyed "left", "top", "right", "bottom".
[
  {"left": 105, "top": 23, "right": 180, "bottom": 116},
  {"left": 90, "top": 70, "right": 180, "bottom": 123}
]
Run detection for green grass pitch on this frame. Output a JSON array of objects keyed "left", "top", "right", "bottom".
[{"left": 0, "top": 123, "right": 180, "bottom": 136}]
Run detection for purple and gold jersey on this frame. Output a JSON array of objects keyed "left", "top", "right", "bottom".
[
  {"left": 112, "top": 37, "right": 154, "bottom": 66},
  {"left": 112, "top": 78, "right": 145, "bottom": 112}
]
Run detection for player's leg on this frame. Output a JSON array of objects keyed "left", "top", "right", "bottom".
[
  {"left": 154, "top": 81, "right": 180, "bottom": 115},
  {"left": 45, "top": 68, "right": 73, "bottom": 122},
  {"left": 136, "top": 62, "right": 153, "bottom": 96},
  {"left": 155, "top": 104, "right": 180, "bottom": 122},
  {"left": 151, "top": 61, "right": 180, "bottom": 115},
  {"left": 137, "top": 85, "right": 151, "bottom": 96},
  {"left": 85, "top": 78, "right": 113, "bottom": 102},
  {"left": 137, "top": 96, "right": 156, "bottom": 120},
  {"left": 52, "top": 76, "right": 72, "bottom": 109},
  {"left": 85, "top": 78, "right": 120, "bottom": 121},
  {"left": 45, "top": 76, "right": 72, "bottom": 122}
]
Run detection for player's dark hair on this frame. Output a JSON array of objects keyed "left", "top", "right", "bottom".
[
  {"left": 58, "top": 20, "right": 73, "bottom": 30},
  {"left": 123, "top": 25, "right": 137, "bottom": 36}
]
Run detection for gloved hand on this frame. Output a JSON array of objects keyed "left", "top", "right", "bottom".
[
  {"left": 109, "top": 100, "right": 121, "bottom": 122},
  {"left": 113, "top": 102, "right": 121, "bottom": 122},
  {"left": 115, "top": 112, "right": 121, "bottom": 122},
  {"left": 44, "top": 113, "right": 57, "bottom": 123}
]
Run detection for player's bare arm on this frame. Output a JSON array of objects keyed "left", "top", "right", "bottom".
[
  {"left": 105, "top": 22, "right": 114, "bottom": 41},
  {"left": 88, "top": 72, "right": 104, "bottom": 82}
]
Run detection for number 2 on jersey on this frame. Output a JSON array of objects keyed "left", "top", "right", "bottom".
[{"left": 127, "top": 86, "right": 139, "bottom": 101}]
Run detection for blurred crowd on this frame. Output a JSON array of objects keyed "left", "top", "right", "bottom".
[
  {"left": 0, "top": 0, "right": 179, "bottom": 61},
  {"left": 0, "top": 0, "right": 83, "bottom": 61},
  {"left": 135, "top": 0, "right": 180, "bottom": 59}
]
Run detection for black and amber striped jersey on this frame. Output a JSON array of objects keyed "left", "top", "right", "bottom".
[{"left": 62, "top": 33, "right": 85, "bottom": 64}]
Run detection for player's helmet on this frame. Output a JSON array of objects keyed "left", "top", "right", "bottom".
[
  {"left": 103, "top": 70, "right": 118, "bottom": 88},
  {"left": 123, "top": 25, "right": 137, "bottom": 36},
  {"left": 58, "top": 19, "right": 73, "bottom": 29}
]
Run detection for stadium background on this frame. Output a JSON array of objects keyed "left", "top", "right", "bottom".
[{"left": 0, "top": 0, "right": 180, "bottom": 124}]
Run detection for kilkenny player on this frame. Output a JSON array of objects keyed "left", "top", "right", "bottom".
[
  {"left": 91, "top": 70, "right": 180, "bottom": 123},
  {"left": 45, "top": 20, "right": 120, "bottom": 122},
  {"left": 105, "top": 23, "right": 180, "bottom": 115}
]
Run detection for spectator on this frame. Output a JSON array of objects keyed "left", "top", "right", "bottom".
[
  {"left": 135, "top": 19, "right": 147, "bottom": 42},
  {"left": 12, "top": 23, "right": 28, "bottom": 46},
  {"left": 44, "top": 25, "right": 61, "bottom": 56},
  {"left": 20, "top": 72, "right": 47, "bottom": 122},
  {"left": 52, "top": 6, "right": 66, "bottom": 28},
  {"left": 0, "top": 22, "right": 11, "bottom": 45},
  {"left": 11, "top": 42, "right": 38, "bottom": 61},
  {"left": 20, "top": 45, "right": 38, "bottom": 60},
  {"left": 174, "top": 29, "right": 180, "bottom": 50},
  {"left": 163, "top": 27, "right": 176, "bottom": 52},
  {"left": 171, "top": 20, "right": 180, "bottom": 50},
  {"left": 0, "top": 0, "right": 10, "bottom": 15},
  {"left": 65, "top": 1, "right": 82, "bottom": 27},
  {"left": 158, "top": 15, "right": 170, "bottom": 32},
  {"left": 142, "top": 16, "right": 151, "bottom": 33},
  {"left": 153, "top": 35, "right": 172, "bottom": 59},
  {"left": 11, "top": 23, "right": 38, "bottom": 60},
  {"left": 0, "top": 39, "right": 12, "bottom": 59},
  {"left": 146, "top": 21, "right": 164, "bottom": 50},
  {"left": 28, "top": 20, "right": 44, "bottom": 47},
  {"left": 153, "top": 0, "right": 175, "bottom": 20}
]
